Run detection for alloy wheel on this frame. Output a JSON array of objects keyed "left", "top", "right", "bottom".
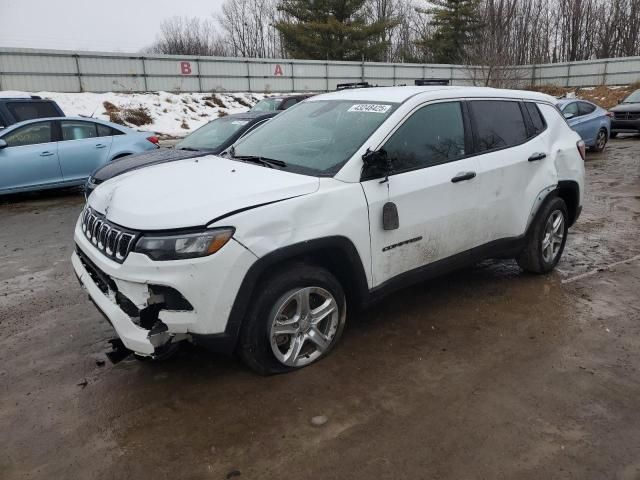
[
  {"left": 541, "top": 210, "right": 565, "bottom": 264},
  {"left": 269, "top": 287, "right": 340, "bottom": 367}
]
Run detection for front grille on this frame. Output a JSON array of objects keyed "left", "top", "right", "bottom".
[
  {"left": 614, "top": 111, "right": 640, "bottom": 120},
  {"left": 80, "top": 207, "right": 138, "bottom": 263}
]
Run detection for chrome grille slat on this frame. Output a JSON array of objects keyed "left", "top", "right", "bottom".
[{"left": 80, "top": 207, "right": 137, "bottom": 263}]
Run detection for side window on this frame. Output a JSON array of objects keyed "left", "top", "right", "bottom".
[
  {"left": 562, "top": 102, "right": 579, "bottom": 118},
  {"left": 578, "top": 102, "right": 596, "bottom": 115},
  {"left": 470, "top": 100, "right": 528, "bottom": 152},
  {"left": 384, "top": 101, "right": 466, "bottom": 172},
  {"left": 6, "top": 101, "right": 59, "bottom": 121},
  {"left": 281, "top": 98, "right": 297, "bottom": 110},
  {"left": 524, "top": 102, "right": 546, "bottom": 136},
  {"left": 3, "top": 122, "right": 53, "bottom": 147},
  {"left": 97, "top": 123, "right": 121, "bottom": 137},
  {"left": 61, "top": 121, "right": 98, "bottom": 141}
]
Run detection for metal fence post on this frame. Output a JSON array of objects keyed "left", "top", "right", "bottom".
[
  {"left": 361, "top": 58, "right": 365, "bottom": 83},
  {"left": 325, "top": 61, "right": 329, "bottom": 91},
  {"left": 73, "top": 54, "right": 83, "bottom": 93},
  {"left": 246, "top": 60, "right": 251, "bottom": 93},
  {"left": 566, "top": 63, "right": 571, "bottom": 87},
  {"left": 450, "top": 66, "right": 454, "bottom": 85},
  {"left": 141, "top": 57, "right": 148, "bottom": 92},
  {"left": 392, "top": 64, "right": 396, "bottom": 86},
  {"left": 290, "top": 61, "right": 295, "bottom": 92},
  {"left": 603, "top": 59, "right": 609, "bottom": 86},
  {"left": 195, "top": 58, "right": 203, "bottom": 93},
  {"left": 531, "top": 64, "right": 536, "bottom": 87}
]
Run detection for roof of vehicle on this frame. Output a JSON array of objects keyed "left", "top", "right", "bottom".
[
  {"left": 0, "top": 116, "right": 136, "bottom": 134},
  {"left": 223, "top": 111, "right": 279, "bottom": 121},
  {"left": 311, "top": 86, "right": 558, "bottom": 105},
  {"left": 263, "top": 94, "right": 313, "bottom": 101},
  {"left": 557, "top": 98, "right": 597, "bottom": 105}
]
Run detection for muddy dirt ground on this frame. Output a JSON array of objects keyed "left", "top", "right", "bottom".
[{"left": 1, "top": 138, "right": 640, "bottom": 480}]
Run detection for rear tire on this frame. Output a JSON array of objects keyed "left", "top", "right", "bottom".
[
  {"left": 592, "top": 128, "right": 608, "bottom": 152},
  {"left": 517, "top": 197, "right": 568, "bottom": 274},
  {"left": 238, "top": 263, "right": 347, "bottom": 375}
]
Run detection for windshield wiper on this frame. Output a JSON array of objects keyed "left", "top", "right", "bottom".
[
  {"left": 228, "top": 146, "right": 286, "bottom": 168},
  {"left": 176, "top": 147, "right": 202, "bottom": 151},
  {"left": 234, "top": 155, "right": 287, "bottom": 168}
]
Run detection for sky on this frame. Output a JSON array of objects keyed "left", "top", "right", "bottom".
[{"left": 0, "top": 0, "right": 225, "bottom": 53}]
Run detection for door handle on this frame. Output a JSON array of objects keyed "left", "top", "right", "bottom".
[
  {"left": 40, "top": 151, "right": 54, "bottom": 157},
  {"left": 528, "top": 152, "right": 547, "bottom": 162},
  {"left": 95, "top": 144, "right": 106, "bottom": 149},
  {"left": 451, "top": 171, "right": 476, "bottom": 183}
]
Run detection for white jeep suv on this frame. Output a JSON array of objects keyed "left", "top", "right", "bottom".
[{"left": 72, "top": 86, "right": 585, "bottom": 374}]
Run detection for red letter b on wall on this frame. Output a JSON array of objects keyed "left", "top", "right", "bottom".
[{"left": 180, "top": 61, "right": 192, "bottom": 75}]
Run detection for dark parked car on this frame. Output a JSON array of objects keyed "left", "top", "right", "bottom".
[
  {"left": 609, "top": 89, "right": 640, "bottom": 137},
  {"left": 86, "top": 111, "right": 277, "bottom": 197},
  {"left": 250, "top": 94, "right": 313, "bottom": 112},
  {"left": 0, "top": 96, "right": 65, "bottom": 129}
]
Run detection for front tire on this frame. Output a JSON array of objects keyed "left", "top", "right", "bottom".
[
  {"left": 517, "top": 197, "right": 568, "bottom": 274},
  {"left": 238, "top": 263, "right": 346, "bottom": 375}
]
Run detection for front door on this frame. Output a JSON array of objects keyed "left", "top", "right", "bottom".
[
  {"left": 361, "top": 101, "right": 482, "bottom": 287},
  {"left": 57, "top": 120, "right": 113, "bottom": 182},
  {"left": 0, "top": 121, "right": 62, "bottom": 192}
]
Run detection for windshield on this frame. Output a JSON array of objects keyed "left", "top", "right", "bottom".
[
  {"left": 251, "top": 98, "right": 280, "bottom": 112},
  {"left": 234, "top": 100, "right": 398, "bottom": 176},
  {"left": 623, "top": 90, "right": 640, "bottom": 103},
  {"left": 175, "top": 117, "right": 249, "bottom": 150}
]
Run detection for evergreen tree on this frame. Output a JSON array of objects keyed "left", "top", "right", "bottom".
[
  {"left": 275, "top": 0, "right": 398, "bottom": 61},
  {"left": 419, "top": 0, "right": 481, "bottom": 64}
]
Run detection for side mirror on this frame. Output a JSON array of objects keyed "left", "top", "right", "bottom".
[
  {"left": 362, "top": 148, "right": 388, "bottom": 168},
  {"left": 618, "top": 99, "right": 624, "bottom": 104},
  {"left": 563, "top": 112, "right": 575, "bottom": 120},
  {"left": 0, "top": 139, "right": 7, "bottom": 149}
]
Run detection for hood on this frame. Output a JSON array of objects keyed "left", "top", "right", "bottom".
[
  {"left": 89, "top": 155, "right": 320, "bottom": 230},
  {"left": 610, "top": 102, "right": 640, "bottom": 113},
  {"left": 92, "top": 148, "right": 209, "bottom": 182}
]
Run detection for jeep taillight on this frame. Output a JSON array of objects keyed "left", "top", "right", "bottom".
[{"left": 577, "top": 140, "right": 586, "bottom": 161}]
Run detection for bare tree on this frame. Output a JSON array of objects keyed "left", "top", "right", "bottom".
[
  {"left": 145, "top": 16, "right": 227, "bottom": 56},
  {"left": 218, "top": 0, "right": 284, "bottom": 58}
]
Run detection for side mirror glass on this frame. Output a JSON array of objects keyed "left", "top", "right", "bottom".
[
  {"left": 0, "top": 139, "right": 7, "bottom": 149},
  {"left": 362, "top": 148, "right": 388, "bottom": 168}
]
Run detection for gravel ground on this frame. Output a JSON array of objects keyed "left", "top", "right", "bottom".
[{"left": 1, "top": 137, "right": 640, "bottom": 480}]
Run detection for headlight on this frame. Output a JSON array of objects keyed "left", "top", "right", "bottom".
[{"left": 134, "top": 228, "right": 235, "bottom": 261}]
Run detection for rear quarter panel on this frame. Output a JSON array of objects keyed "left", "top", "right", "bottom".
[
  {"left": 109, "top": 132, "right": 156, "bottom": 160},
  {"left": 540, "top": 104, "right": 585, "bottom": 206}
]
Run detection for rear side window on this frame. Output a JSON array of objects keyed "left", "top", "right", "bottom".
[
  {"left": 384, "top": 101, "right": 466, "bottom": 172},
  {"left": 470, "top": 100, "right": 528, "bottom": 152},
  {"left": 6, "top": 101, "right": 59, "bottom": 122},
  {"left": 97, "top": 124, "right": 123, "bottom": 136},
  {"left": 524, "top": 102, "right": 546, "bottom": 136},
  {"left": 578, "top": 102, "right": 596, "bottom": 115},
  {"left": 3, "top": 122, "right": 53, "bottom": 147},
  {"left": 562, "top": 102, "right": 579, "bottom": 117},
  {"left": 61, "top": 121, "right": 97, "bottom": 141},
  {"left": 280, "top": 98, "right": 297, "bottom": 110}
]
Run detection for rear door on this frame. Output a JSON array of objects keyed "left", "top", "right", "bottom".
[
  {"left": 470, "top": 100, "right": 553, "bottom": 243},
  {"left": 0, "top": 121, "right": 62, "bottom": 192},
  {"left": 362, "top": 101, "right": 482, "bottom": 286},
  {"left": 57, "top": 120, "right": 113, "bottom": 182},
  {"left": 576, "top": 102, "right": 600, "bottom": 146}
]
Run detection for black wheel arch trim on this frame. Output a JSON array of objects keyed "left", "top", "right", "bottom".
[{"left": 203, "top": 236, "right": 370, "bottom": 354}]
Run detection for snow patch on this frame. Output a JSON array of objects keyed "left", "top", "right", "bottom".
[{"left": 0, "top": 90, "right": 280, "bottom": 137}]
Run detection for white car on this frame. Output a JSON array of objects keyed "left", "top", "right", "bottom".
[{"left": 72, "top": 86, "right": 585, "bottom": 374}]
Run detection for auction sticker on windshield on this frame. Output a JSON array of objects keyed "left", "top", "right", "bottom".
[{"left": 348, "top": 104, "right": 392, "bottom": 113}]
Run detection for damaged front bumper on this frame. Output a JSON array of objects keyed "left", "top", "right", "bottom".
[
  {"left": 72, "top": 249, "right": 176, "bottom": 355},
  {"left": 71, "top": 217, "right": 258, "bottom": 358}
]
